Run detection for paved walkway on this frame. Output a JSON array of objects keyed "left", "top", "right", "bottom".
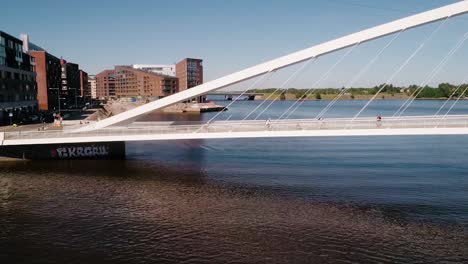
[{"left": 3, "top": 115, "right": 468, "bottom": 143}]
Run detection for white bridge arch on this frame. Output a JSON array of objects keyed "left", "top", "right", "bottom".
[{"left": 76, "top": 1, "right": 468, "bottom": 132}]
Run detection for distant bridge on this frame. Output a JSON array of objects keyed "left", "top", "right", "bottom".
[{"left": 207, "top": 92, "right": 264, "bottom": 101}]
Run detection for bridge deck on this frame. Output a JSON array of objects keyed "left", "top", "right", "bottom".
[{"left": 2, "top": 115, "right": 468, "bottom": 146}]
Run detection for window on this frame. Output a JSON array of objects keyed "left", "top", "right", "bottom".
[{"left": 0, "top": 36, "right": 4, "bottom": 46}]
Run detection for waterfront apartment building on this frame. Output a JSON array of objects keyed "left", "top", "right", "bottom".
[
  {"left": 176, "top": 58, "right": 203, "bottom": 102},
  {"left": 60, "top": 59, "right": 80, "bottom": 109},
  {"left": 176, "top": 58, "right": 203, "bottom": 91},
  {"left": 114, "top": 66, "right": 178, "bottom": 99},
  {"left": 88, "top": 75, "right": 97, "bottom": 99},
  {"left": 29, "top": 50, "right": 61, "bottom": 111},
  {"left": 96, "top": 70, "right": 116, "bottom": 99},
  {"left": 132, "top": 64, "right": 176, "bottom": 77},
  {"left": 0, "top": 31, "right": 38, "bottom": 124}
]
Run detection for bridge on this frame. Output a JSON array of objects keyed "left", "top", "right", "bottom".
[
  {"left": 2, "top": 1, "right": 468, "bottom": 159},
  {"left": 2, "top": 115, "right": 468, "bottom": 146},
  {"left": 71, "top": 0, "right": 468, "bottom": 132}
]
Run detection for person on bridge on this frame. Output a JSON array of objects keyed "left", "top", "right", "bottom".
[
  {"left": 266, "top": 118, "right": 272, "bottom": 130},
  {"left": 376, "top": 115, "right": 382, "bottom": 127}
]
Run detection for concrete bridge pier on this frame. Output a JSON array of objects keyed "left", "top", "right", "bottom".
[{"left": 0, "top": 141, "right": 126, "bottom": 160}]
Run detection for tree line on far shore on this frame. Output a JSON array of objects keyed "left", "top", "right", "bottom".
[{"left": 248, "top": 83, "right": 468, "bottom": 100}]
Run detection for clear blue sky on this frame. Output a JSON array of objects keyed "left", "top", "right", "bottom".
[{"left": 3, "top": 0, "right": 468, "bottom": 88}]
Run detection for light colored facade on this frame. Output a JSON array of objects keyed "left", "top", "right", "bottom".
[
  {"left": 132, "top": 64, "right": 176, "bottom": 77},
  {"left": 88, "top": 75, "right": 97, "bottom": 99},
  {"left": 20, "top": 33, "right": 46, "bottom": 52}
]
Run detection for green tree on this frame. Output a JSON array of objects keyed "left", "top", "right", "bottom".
[
  {"left": 315, "top": 93, "right": 322, "bottom": 100},
  {"left": 280, "top": 91, "right": 286, "bottom": 101},
  {"left": 295, "top": 91, "right": 307, "bottom": 99}
]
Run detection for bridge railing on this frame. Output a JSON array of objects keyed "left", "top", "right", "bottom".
[{"left": 3, "top": 115, "right": 468, "bottom": 141}]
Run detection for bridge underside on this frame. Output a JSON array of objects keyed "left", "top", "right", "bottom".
[{"left": 0, "top": 142, "right": 126, "bottom": 160}]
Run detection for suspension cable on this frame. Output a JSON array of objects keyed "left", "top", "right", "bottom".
[
  {"left": 434, "top": 84, "right": 468, "bottom": 128},
  {"left": 208, "top": 71, "right": 273, "bottom": 124},
  {"left": 443, "top": 85, "right": 468, "bottom": 117},
  {"left": 279, "top": 44, "right": 359, "bottom": 120},
  {"left": 394, "top": 32, "right": 468, "bottom": 117},
  {"left": 350, "top": 18, "right": 450, "bottom": 124},
  {"left": 395, "top": 33, "right": 468, "bottom": 117},
  {"left": 315, "top": 30, "right": 403, "bottom": 119},
  {"left": 241, "top": 58, "right": 315, "bottom": 121},
  {"left": 433, "top": 81, "right": 466, "bottom": 117},
  {"left": 193, "top": 71, "right": 274, "bottom": 133},
  {"left": 253, "top": 58, "right": 315, "bottom": 120}
]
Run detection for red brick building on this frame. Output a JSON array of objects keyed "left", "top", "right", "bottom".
[
  {"left": 96, "top": 69, "right": 116, "bottom": 99},
  {"left": 114, "top": 66, "right": 178, "bottom": 98},
  {"left": 176, "top": 58, "right": 203, "bottom": 91},
  {"left": 176, "top": 58, "right": 203, "bottom": 102},
  {"left": 28, "top": 50, "right": 61, "bottom": 111}
]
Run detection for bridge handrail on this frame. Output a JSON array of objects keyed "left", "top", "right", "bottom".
[{"left": 3, "top": 115, "right": 468, "bottom": 141}]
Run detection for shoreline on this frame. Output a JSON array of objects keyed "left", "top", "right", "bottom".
[
  {"left": 255, "top": 95, "right": 465, "bottom": 101},
  {"left": 258, "top": 97, "right": 464, "bottom": 101}
]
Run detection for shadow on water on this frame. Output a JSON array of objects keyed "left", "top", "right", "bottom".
[{"left": 1, "top": 158, "right": 467, "bottom": 264}]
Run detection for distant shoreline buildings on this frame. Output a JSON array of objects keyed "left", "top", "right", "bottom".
[
  {"left": 0, "top": 28, "right": 204, "bottom": 125},
  {"left": 22, "top": 34, "right": 89, "bottom": 112},
  {"left": 0, "top": 31, "right": 90, "bottom": 125},
  {"left": 96, "top": 58, "right": 204, "bottom": 102}
]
